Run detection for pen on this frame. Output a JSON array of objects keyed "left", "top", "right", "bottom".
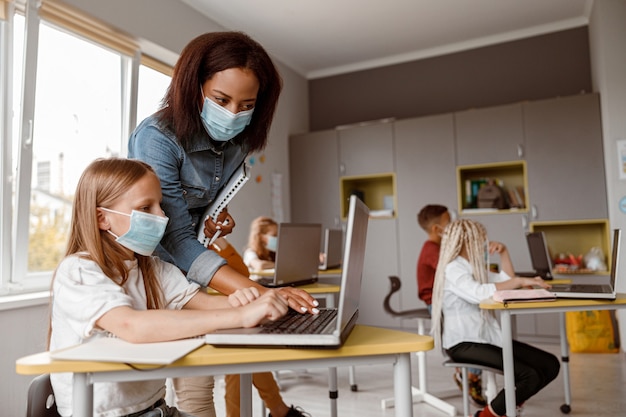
[{"left": 208, "top": 218, "right": 229, "bottom": 246}]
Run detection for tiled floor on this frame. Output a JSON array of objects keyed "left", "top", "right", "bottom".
[{"left": 213, "top": 340, "right": 626, "bottom": 416}]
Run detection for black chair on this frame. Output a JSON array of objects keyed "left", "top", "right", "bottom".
[
  {"left": 383, "top": 275, "right": 431, "bottom": 323},
  {"left": 26, "top": 374, "right": 59, "bottom": 417}
]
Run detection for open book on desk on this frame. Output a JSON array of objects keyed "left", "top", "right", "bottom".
[
  {"left": 197, "top": 161, "right": 250, "bottom": 247},
  {"left": 50, "top": 337, "right": 204, "bottom": 365}
]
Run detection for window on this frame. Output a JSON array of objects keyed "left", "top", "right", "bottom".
[
  {"left": 0, "top": 1, "right": 172, "bottom": 295},
  {"left": 137, "top": 63, "right": 171, "bottom": 124}
]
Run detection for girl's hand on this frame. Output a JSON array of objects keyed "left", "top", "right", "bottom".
[
  {"left": 519, "top": 276, "right": 551, "bottom": 289},
  {"left": 276, "top": 286, "right": 320, "bottom": 314},
  {"left": 228, "top": 287, "right": 260, "bottom": 307},
  {"left": 203, "top": 210, "right": 236, "bottom": 239},
  {"left": 489, "top": 241, "right": 507, "bottom": 255},
  {"left": 241, "top": 290, "right": 289, "bottom": 328}
]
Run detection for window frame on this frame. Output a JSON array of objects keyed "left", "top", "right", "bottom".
[{"left": 0, "top": 0, "right": 173, "bottom": 296}]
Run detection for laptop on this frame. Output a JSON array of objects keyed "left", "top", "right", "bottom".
[
  {"left": 549, "top": 229, "right": 620, "bottom": 300},
  {"left": 256, "top": 223, "right": 322, "bottom": 287},
  {"left": 517, "top": 231, "right": 557, "bottom": 280},
  {"left": 205, "top": 195, "right": 369, "bottom": 348},
  {"left": 319, "top": 228, "right": 343, "bottom": 270}
]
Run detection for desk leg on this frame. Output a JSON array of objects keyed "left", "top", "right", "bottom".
[
  {"left": 328, "top": 367, "right": 338, "bottom": 417},
  {"left": 394, "top": 353, "right": 414, "bottom": 417},
  {"left": 559, "top": 312, "right": 572, "bottom": 413},
  {"left": 240, "top": 373, "right": 252, "bottom": 417},
  {"left": 381, "top": 318, "right": 457, "bottom": 416},
  {"left": 501, "top": 310, "right": 516, "bottom": 417},
  {"left": 73, "top": 373, "right": 92, "bottom": 417}
]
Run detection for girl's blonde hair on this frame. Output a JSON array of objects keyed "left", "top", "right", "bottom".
[
  {"left": 246, "top": 216, "right": 278, "bottom": 262},
  {"left": 48, "top": 158, "right": 165, "bottom": 346},
  {"left": 430, "top": 218, "right": 488, "bottom": 350}
]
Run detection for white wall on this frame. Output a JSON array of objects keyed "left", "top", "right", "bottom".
[{"left": 589, "top": 0, "right": 626, "bottom": 350}]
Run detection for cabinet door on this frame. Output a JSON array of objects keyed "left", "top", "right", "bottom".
[
  {"left": 524, "top": 93, "right": 607, "bottom": 221},
  {"left": 394, "top": 114, "right": 456, "bottom": 328},
  {"left": 338, "top": 120, "right": 394, "bottom": 176},
  {"left": 455, "top": 103, "right": 525, "bottom": 165},
  {"left": 357, "top": 218, "right": 399, "bottom": 328},
  {"left": 289, "top": 130, "right": 341, "bottom": 230}
]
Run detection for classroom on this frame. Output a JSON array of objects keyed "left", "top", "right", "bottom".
[{"left": 2, "top": 1, "right": 626, "bottom": 416}]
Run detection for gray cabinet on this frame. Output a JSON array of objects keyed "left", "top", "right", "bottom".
[
  {"left": 289, "top": 93, "right": 607, "bottom": 338},
  {"left": 337, "top": 120, "right": 395, "bottom": 176},
  {"left": 289, "top": 129, "right": 341, "bottom": 230},
  {"left": 455, "top": 103, "right": 525, "bottom": 165},
  {"left": 524, "top": 93, "right": 607, "bottom": 221},
  {"left": 393, "top": 114, "right": 456, "bottom": 325},
  {"left": 358, "top": 218, "right": 399, "bottom": 327}
]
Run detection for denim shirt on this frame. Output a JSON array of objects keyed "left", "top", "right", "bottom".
[{"left": 128, "top": 115, "right": 247, "bottom": 286}]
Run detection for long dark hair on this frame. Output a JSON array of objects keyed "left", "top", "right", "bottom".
[{"left": 158, "top": 31, "right": 283, "bottom": 152}]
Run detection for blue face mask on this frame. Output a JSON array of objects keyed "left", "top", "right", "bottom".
[
  {"left": 264, "top": 235, "right": 278, "bottom": 252},
  {"left": 100, "top": 208, "right": 169, "bottom": 256},
  {"left": 200, "top": 96, "right": 254, "bottom": 142}
]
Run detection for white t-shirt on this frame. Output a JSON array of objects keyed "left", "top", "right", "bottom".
[
  {"left": 441, "top": 256, "right": 510, "bottom": 349},
  {"left": 50, "top": 254, "right": 200, "bottom": 417},
  {"left": 242, "top": 248, "right": 261, "bottom": 268}
]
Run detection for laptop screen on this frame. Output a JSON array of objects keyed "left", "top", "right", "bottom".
[
  {"left": 526, "top": 231, "right": 553, "bottom": 276},
  {"left": 338, "top": 196, "right": 369, "bottom": 331}
]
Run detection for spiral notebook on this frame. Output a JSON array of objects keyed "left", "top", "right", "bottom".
[{"left": 197, "top": 161, "right": 250, "bottom": 247}]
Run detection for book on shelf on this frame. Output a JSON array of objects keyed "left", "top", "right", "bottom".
[{"left": 464, "top": 178, "right": 504, "bottom": 209}]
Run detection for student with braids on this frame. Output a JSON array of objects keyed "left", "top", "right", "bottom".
[
  {"left": 430, "top": 219, "right": 560, "bottom": 417},
  {"left": 417, "top": 205, "right": 486, "bottom": 406}
]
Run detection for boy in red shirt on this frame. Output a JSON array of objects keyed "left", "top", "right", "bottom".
[{"left": 417, "top": 205, "right": 486, "bottom": 407}]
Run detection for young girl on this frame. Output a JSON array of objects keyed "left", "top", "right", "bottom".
[
  {"left": 49, "top": 158, "right": 289, "bottom": 417},
  {"left": 430, "top": 219, "right": 560, "bottom": 417},
  {"left": 243, "top": 216, "right": 278, "bottom": 271}
]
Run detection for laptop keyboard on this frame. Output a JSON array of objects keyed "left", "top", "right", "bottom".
[
  {"left": 260, "top": 308, "right": 337, "bottom": 334},
  {"left": 553, "top": 284, "right": 612, "bottom": 293}
]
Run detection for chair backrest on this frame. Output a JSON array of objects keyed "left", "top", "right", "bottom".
[
  {"left": 26, "top": 374, "right": 60, "bottom": 417},
  {"left": 383, "top": 275, "right": 431, "bottom": 319}
]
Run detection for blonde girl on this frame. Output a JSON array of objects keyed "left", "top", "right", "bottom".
[
  {"left": 431, "top": 219, "right": 560, "bottom": 417},
  {"left": 243, "top": 216, "right": 278, "bottom": 271},
  {"left": 49, "top": 158, "right": 289, "bottom": 417}
]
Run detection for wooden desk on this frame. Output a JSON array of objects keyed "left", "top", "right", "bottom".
[
  {"left": 16, "top": 325, "right": 433, "bottom": 417},
  {"left": 480, "top": 293, "right": 626, "bottom": 417}
]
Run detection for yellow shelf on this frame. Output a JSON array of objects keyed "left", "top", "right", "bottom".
[
  {"left": 340, "top": 173, "right": 396, "bottom": 219},
  {"left": 457, "top": 160, "right": 528, "bottom": 214},
  {"left": 530, "top": 219, "right": 611, "bottom": 274}
]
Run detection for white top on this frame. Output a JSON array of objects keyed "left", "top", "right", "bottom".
[
  {"left": 50, "top": 254, "right": 200, "bottom": 417},
  {"left": 441, "top": 256, "right": 510, "bottom": 349},
  {"left": 242, "top": 248, "right": 260, "bottom": 268}
]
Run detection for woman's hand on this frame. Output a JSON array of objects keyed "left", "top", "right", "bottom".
[
  {"left": 276, "top": 286, "right": 320, "bottom": 314},
  {"left": 240, "top": 290, "right": 290, "bottom": 328},
  {"left": 203, "top": 209, "right": 235, "bottom": 239}
]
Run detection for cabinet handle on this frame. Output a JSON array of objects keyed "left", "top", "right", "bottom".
[
  {"left": 339, "top": 163, "right": 345, "bottom": 175},
  {"left": 531, "top": 205, "right": 538, "bottom": 219},
  {"left": 521, "top": 214, "right": 528, "bottom": 230},
  {"left": 517, "top": 144, "right": 524, "bottom": 159}
]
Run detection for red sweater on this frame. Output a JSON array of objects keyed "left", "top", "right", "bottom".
[{"left": 417, "top": 240, "right": 440, "bottom": 305}]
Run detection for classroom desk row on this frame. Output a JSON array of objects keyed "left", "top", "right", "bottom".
[{"left": 16, "top": 325, "right": 434, "bottom": 417}]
